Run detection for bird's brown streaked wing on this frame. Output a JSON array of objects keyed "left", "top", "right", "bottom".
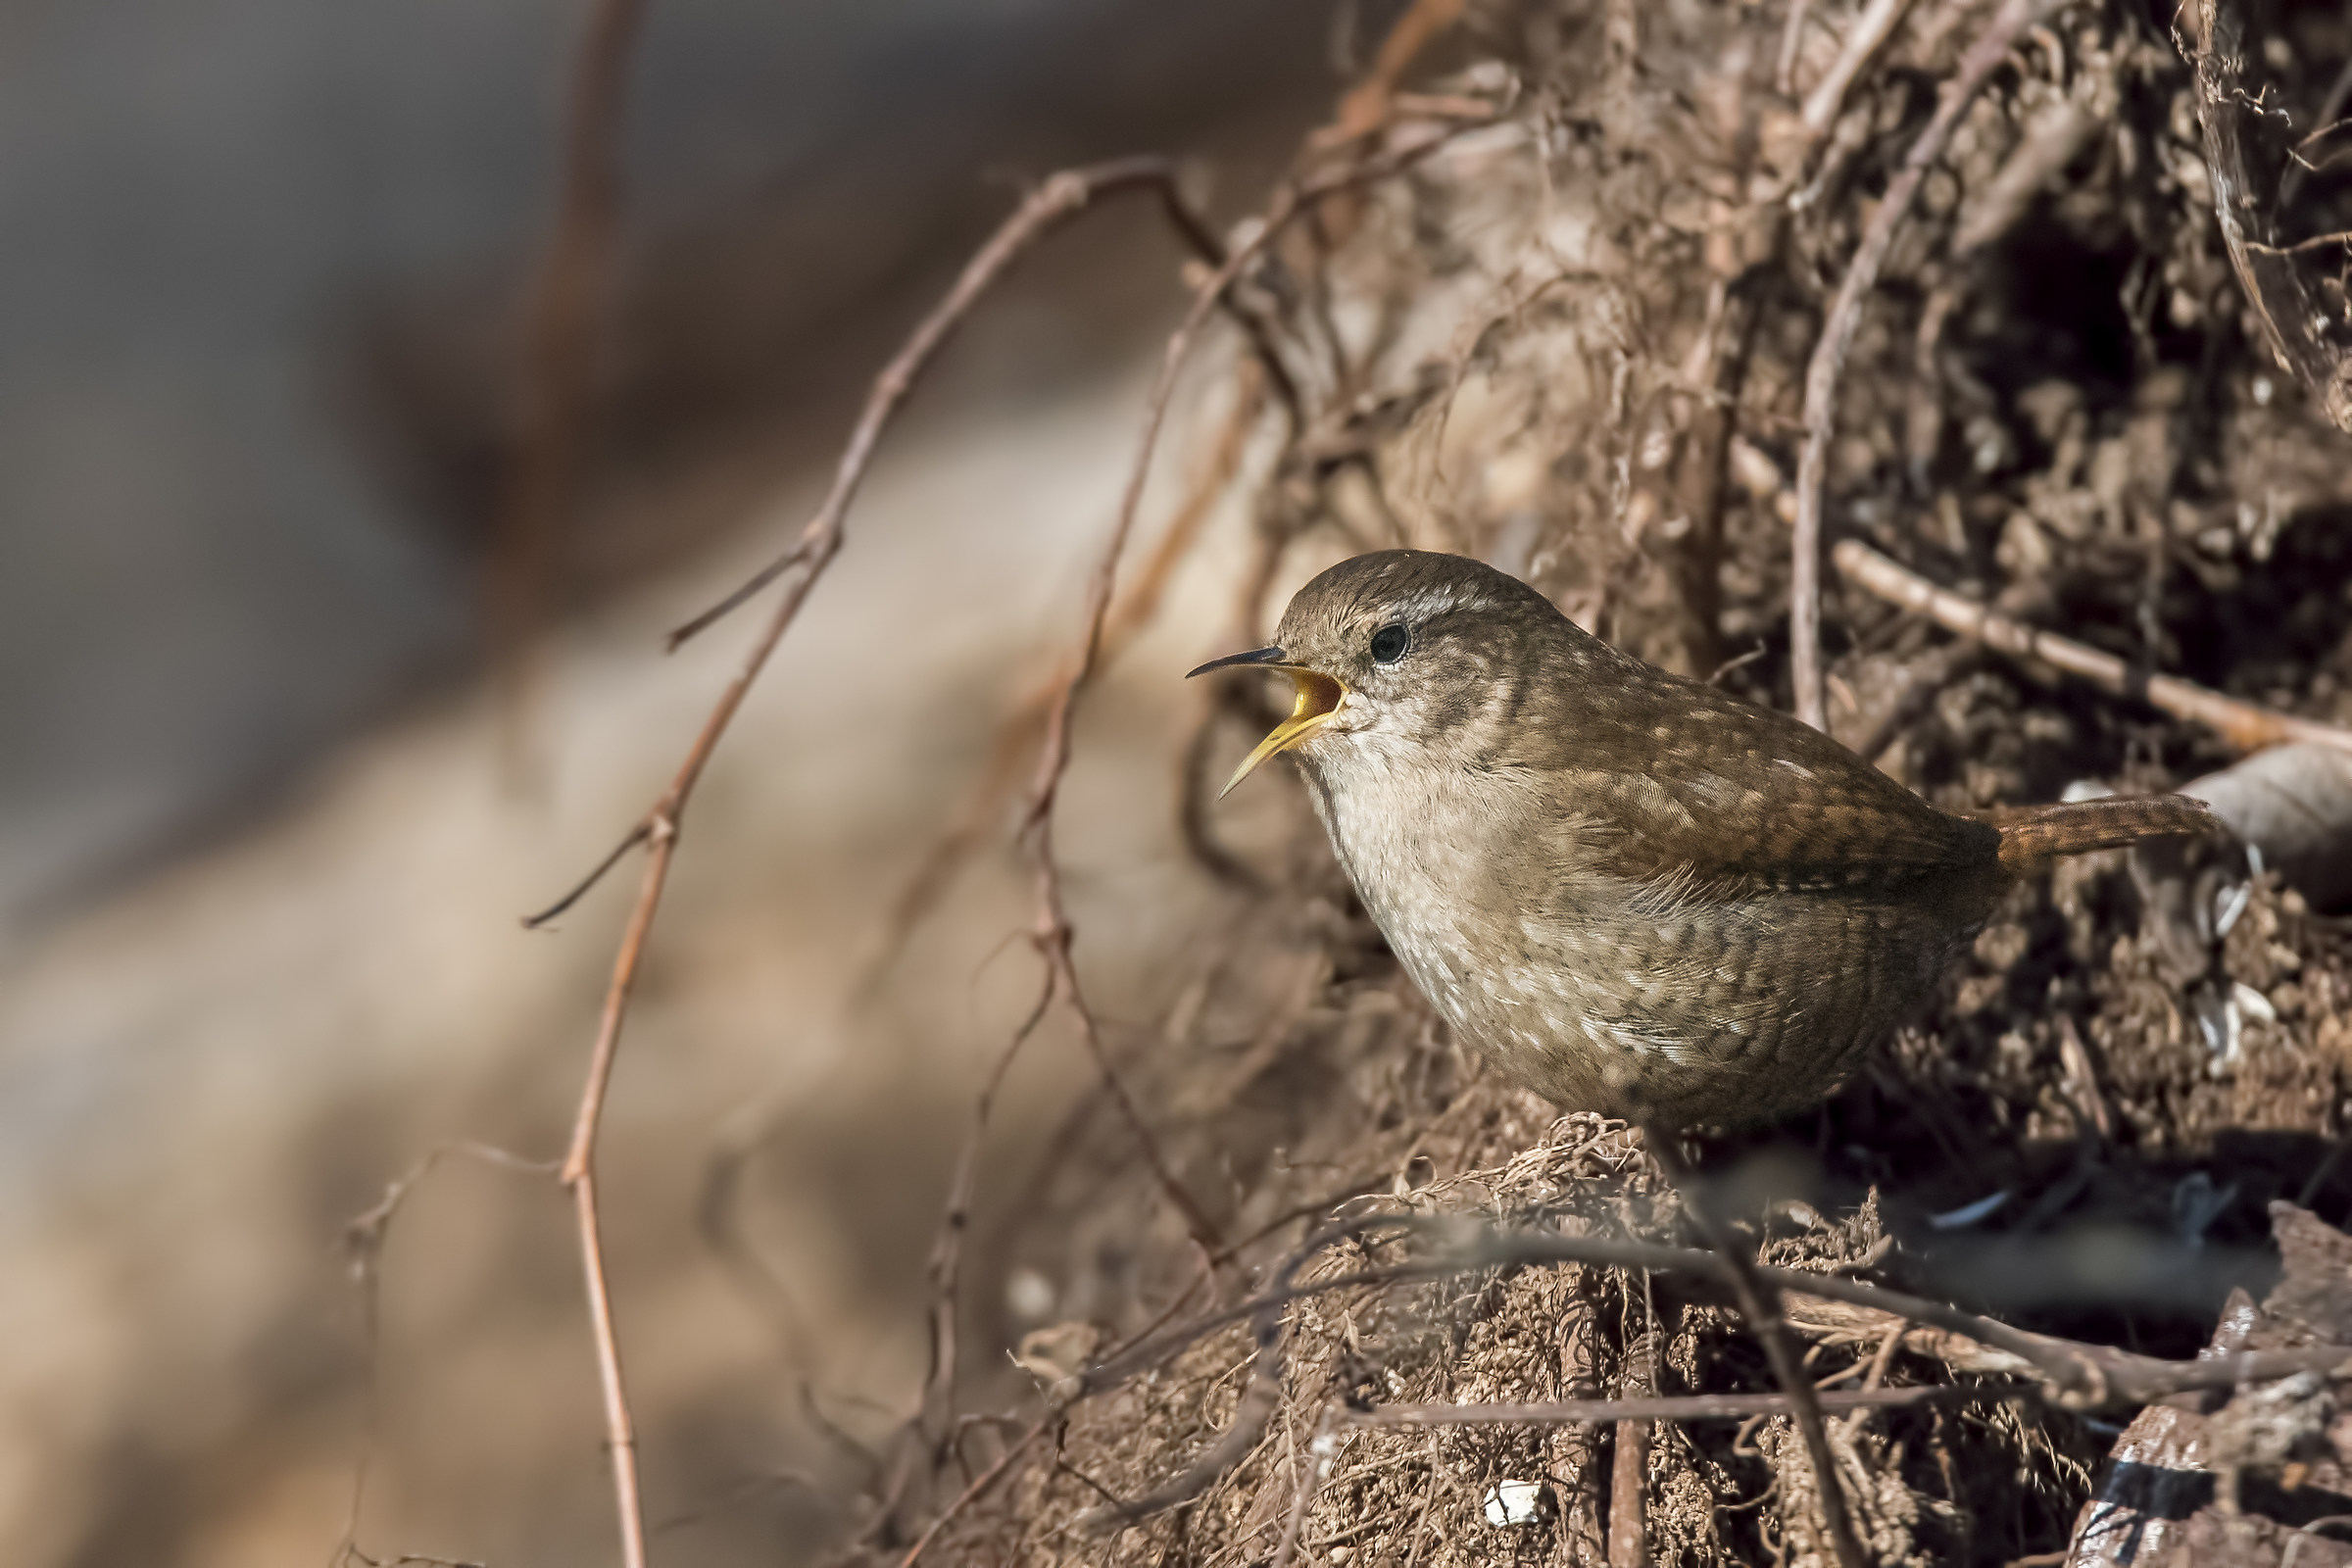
[{"left": 1525, "top": 680, "right": 2000, "bottom": 896}]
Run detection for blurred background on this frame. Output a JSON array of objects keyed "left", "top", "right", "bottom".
[{"left": 0, "top": 1, "right": 1344, "bottom": 1561}]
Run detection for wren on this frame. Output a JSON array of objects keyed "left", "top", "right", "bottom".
[{"left": 1192, "top": 550, "right": 2217, "bottom": 1128}]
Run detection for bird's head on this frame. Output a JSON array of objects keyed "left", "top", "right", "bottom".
[{"left": 1187, "top": 550, "right": 1564, "bottom": 796}]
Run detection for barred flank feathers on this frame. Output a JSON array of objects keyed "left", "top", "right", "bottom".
[{"left": 1994, "top": 795, "right": 2223, "bottom": 872}]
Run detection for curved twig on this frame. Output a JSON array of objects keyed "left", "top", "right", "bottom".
[
  {"left": 511, "top": 153, "right": 1270, "bottom": 1568},
  {"left": 854, "top": 362, "right": 1266, "bottom": 998},
  {"left": 1791, "top": 0, "right": 2062, "bottom": 729},
  {"left": 1011, "top": 121, "right": 1501, "bottom": 1261},
  {"left": 894, "top": 1417, "right": 1052, "bottom": 1568},
  {"left": 666, "top": 160, "right": 1291, "bottom": 655},
  {"left": 2191, "top": 0, "right": 2352, "bottom": 432}
]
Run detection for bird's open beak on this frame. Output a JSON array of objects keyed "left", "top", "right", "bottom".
[{"left": 1186, "top": 646, "right": 1347, "bottom": 797}]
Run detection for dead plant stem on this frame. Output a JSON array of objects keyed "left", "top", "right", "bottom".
[
  {"left": 1834, "top": 538, "right": 2352, "bottom": 754},
  {"left": 1012, "top": 123, "right": 1496, "bottom": 1260},
  {"left": 920, "top": 967, "right": 1057, "bottom": 1444},
  {"left": 895, "top": 1418, "right": 1051, "bottom": 1568},
  {"left": 1792, "top": 0, "right": 2059, "bottom": 729},
  {"left": 1798, "top": 0, "right": 1917, "bottom": 144},
  {"left": 1269, "top": 1407, "right": 1340, "bottom": 1568},
  {"left": 1355, "top": 1383, "right": 2011, "bottom": 1426}
]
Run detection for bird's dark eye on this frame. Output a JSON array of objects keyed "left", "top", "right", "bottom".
[{"left": 1369, "top": 623, "right": 1409, "bottom": 664}]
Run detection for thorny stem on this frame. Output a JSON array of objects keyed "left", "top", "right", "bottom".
[{"left": 1792, "top": 0, "right": 2062, "bottom": 730}]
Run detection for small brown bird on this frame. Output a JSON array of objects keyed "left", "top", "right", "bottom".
[{"left": 1192, "top": 550, "right": 2218, "bottom": 1127}]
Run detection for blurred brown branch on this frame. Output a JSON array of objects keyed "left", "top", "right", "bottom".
[
  {"left": 524, "top": 156, "right": 1245, "bottom": 933},
  {"left": 1320, "top": 0, "right": 1468, "bottom": 149},
  {"left": 488, "top": 0, "right": 648, "bottom": 789}
]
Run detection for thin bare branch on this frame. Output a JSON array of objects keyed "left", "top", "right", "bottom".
[
  {"left": 1269, "top": 1407, "right": 1340, "bottom": 1568},
  {"left": 894, "top": 1418, "right": 1051, "bottom": 1568},
  {"left": 666, "top": 159, "right": 1274, "bottom": 654},
  {"left": 519, "top": 155, "right": 1284, "bottom": 1568},
  {"left": 1012, "top": 123, "right": 1492, "bottom": 1262},
  {"left": 1834, "top": 537, "right": 2352, "bottom": 755},
  {"left": 571, "top": 1166, "right": 644, "bottom": 1568},
  {"left": 1350, "top": 1382, "right": 2017, "bottom": 1426},
  {"left": 1322, "top": 0, "right": 1470, "bottom": 148},
  {"left": 1608, "top": 1323, "right": 1654, "bottom": 1567},
  {"left": 920, "top": 966, "right": 1057, "bottom": 1443},
  {"left": 333, "top": 1142, "right": 558, "bottom": 1568},
  {"left": 2278, "top": 51, "right": 2352, "bottom": 207},
  {"left": 2247, "top": 229, "right": 2352, "bottom": 259},
  {"left": 1792, "top": 0, "right": 2061, "bottom": 729},
  {"left": 523, "top": 820, "right": 652, "bottom": 929},
  {"left": 1798, "top": 0, "right": 1917, "bottom": 145},
  {"left": 1077, "top": 1276, "right": 1289, "bottom": 1530},
  {"left": 854, "top": 362, "right": 1265, "bottom": 998}
]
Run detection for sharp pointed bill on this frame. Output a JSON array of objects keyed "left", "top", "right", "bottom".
[
  {"left": 1218, "top": 667, "right": 1346, "bottom": 796},
  {"left": 1188, "top": 646, "right": 1348, "bottom": 797},
  {"left": 1185, "top": 645, "right": 1289, "bottom": 677}
]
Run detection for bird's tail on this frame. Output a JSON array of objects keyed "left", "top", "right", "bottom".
[{"left": 1993, "top": 794, "right": 2222, "bottom": 873}]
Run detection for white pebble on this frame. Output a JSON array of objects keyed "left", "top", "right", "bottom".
[{"left": 1484, "top": 1479, "right": 1544, "bottom": 1527}]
